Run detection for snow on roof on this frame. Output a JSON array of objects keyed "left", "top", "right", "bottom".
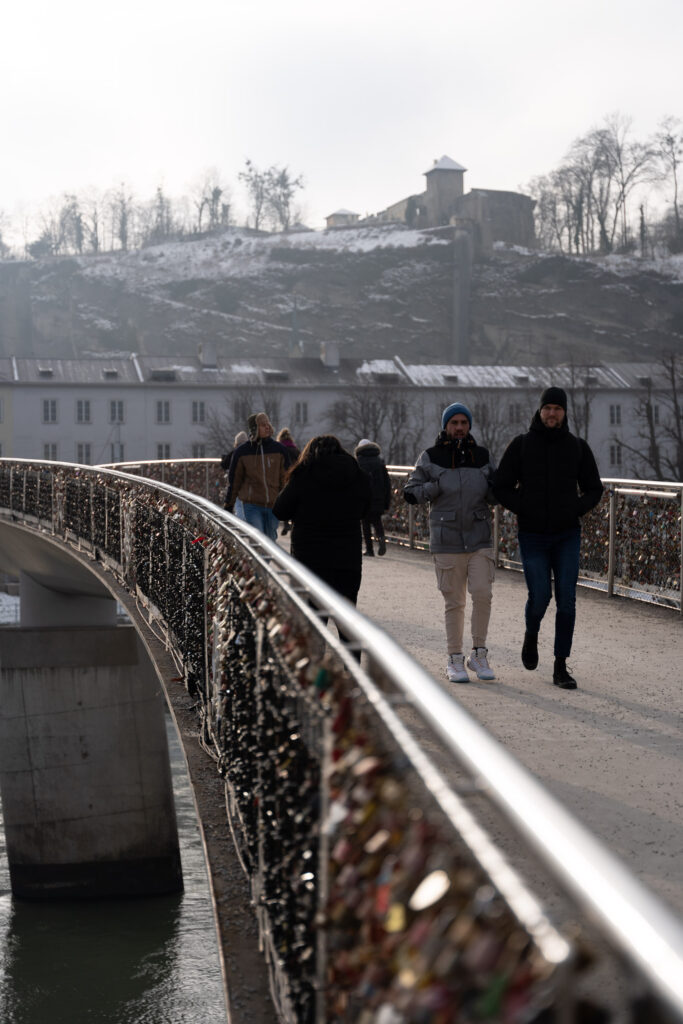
[
  {"left": 328, "top": 209, "right": 359, "bottom": 217},
  {"left": 398, "top": 362, "right": 665, "bottom": 390},
  {"left": 358, "top": 359, "right": 404, "bottom": 378},
  {"left": 425, "top": 155, "right": 467, "bottom": 174}
]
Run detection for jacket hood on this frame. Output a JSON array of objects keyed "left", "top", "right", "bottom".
[{"left": 355, "top": 441, "right": 381, "bottom": 456}]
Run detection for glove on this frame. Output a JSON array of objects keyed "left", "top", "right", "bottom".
[{"left": 403, "top": 491, "right": 418, "bottom": 506}]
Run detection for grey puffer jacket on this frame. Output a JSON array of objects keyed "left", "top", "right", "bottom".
[{"left": 404, "top": 433, "right": 496, "bottom": 554}]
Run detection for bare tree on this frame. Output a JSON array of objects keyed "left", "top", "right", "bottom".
[
  {"left": 239, "top": 160, "right": 304, "bottom": 232},
  {"left": 200, "top": 384, "right": 285, "bottom": 455},
  {"left": 654, "top": 116, "right": 682, "bottom": 245},
  {"left": 81, "top": 189, "right": 104, "bottom": 253},
  {"left": 468, "top": 389, "right": 528, "bottom": 459},
  {"left": 265, "top": 166, "right": 304, "bottom": 232},
  {"left": 238, "top": 160, "right": 270, "bottom": 231},
  {"left": 190, "top": 169, "right": 231, "bottom": 234},
  {"left": 528, "top": 113, "right": 657, "bottom": 255},
  {"left": 617, "top": 354, "right": 683, "bottom": 480},
  {"left": 109, "top": 184, "right": 134, "bottom": 251},
  {"left": 324, "top": 381, "right": 426, "bottom": 463},
  {"left": 562, "top": 363, "right": 599, "bottom": 441},
  {"left": 0, "top": 211, "right": 10, "bottom": 259}
]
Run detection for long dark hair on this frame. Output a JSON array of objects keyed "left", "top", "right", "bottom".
[{"left": 285, "top": 434, "right": 344, "bottom": 481}]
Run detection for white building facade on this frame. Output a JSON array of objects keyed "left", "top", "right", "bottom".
[{"left": 0, "top": 352, "right": 679, "bottom": 481}]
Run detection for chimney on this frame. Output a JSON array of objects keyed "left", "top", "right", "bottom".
[
  {"left": 320, "top": 341, "right": 340, "bottom": 369},
  {"left": 199, "top": 341, "right": 217, "bottom": 368}
]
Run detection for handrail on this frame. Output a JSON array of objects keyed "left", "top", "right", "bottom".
[
  {"left": 384, "top": 465, "right": 683, "bottom": 614},
  {"left": 10, "top": 458, "right": 682, "bottom": 1021}
]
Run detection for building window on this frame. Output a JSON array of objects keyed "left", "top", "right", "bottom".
[
  {"left": 76, "top": 443, "right": 92, "bottom": 465},
  {"left": 156, "top": 400, "right": 171, "bottom": 424},
  {"left": 234, "top": 397, "right": 250, "bottom": 424},
  {"left": 157, "top": 443, "right": 171, "bottom": 459},
  {"left": 110, "top": 442, "right": 125, "bottom": 462},
  {"left": 192, "top": 400, "right": 205, "bottom": 424},
  {"left": 653, "top": 404, "right": 660, "bottom": 425},
  {"left": 609, "top": 404, "right": 621, "bottom": 426},
  {"left": 609, "top": 443, "right": 622, "bottom": 468},
  {"left": 76, "top": 399, "right": 91, "bottom": 424},
  {"left": 42, "top": 399, "right": 58, "bottom": 423},
  {"left": 295, "top": 401, "right": 308, "bottom": 426},
  {"left": 110, "top": 400, "right": 124, "bottom": 424},
  {"left": 509, "top": 403, "right": 523, "bottom": 424},
  {"left": 192, "top": 443, "right": 206, "bottom": 457},
  {"left": 44, "top": 443, "right": 58, "bottom": 459}
]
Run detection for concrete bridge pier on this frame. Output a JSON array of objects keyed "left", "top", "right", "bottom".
[{"left": 0, "top": 575, "right": 183, "bottom": 900}]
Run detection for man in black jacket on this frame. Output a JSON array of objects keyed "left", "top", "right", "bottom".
[{"left": 493, "top": 387, "right": 603, "bottom": 689}]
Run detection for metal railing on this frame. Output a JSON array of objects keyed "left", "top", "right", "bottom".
[
  {"left": 8, "top": 458, "right": 682, "bottom": 1023},
  {"left": 385, "top": 467, "right": 683, "bottom": 614},
  {"left": 97, "top": 459, "right": 683, "bottom": 613}
]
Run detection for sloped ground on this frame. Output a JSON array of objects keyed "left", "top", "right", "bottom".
[
  {"left": 470, "top": 247, "right": 683, "bottom": 364},
  {"left": 0, "top": 228, "right": 681, "bottom": 364}
]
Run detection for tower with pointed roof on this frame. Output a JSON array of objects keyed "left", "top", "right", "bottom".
[{"left": 424, "top": 155, "right": 467, "bottom": 226}]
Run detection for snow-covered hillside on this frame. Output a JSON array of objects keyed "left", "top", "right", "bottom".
[{"left": 0, "top": 226, "right": 681, "bottom": 364}]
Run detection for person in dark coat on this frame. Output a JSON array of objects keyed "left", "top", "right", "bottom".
[
  {"left": 276, "top": 428, "right": 300, "bottom": 536},
  {"left": 493, "top": 386, "right": 603, "bottom": 689},
  {"left": 354, "top": 439, "right": 391, "bottom": 556},
  {"left": 272, "top": 435, "right": 371, "bottom": 605},
  {"left": 220, "top": 430, "right": 248, "bottom": 520}
]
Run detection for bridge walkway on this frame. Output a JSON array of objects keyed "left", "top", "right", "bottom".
[{"left": 350, "top": 541, "right": 683, "bottom": 918}]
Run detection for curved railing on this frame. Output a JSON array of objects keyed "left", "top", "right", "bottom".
[
  {"left": 385, "top": 467, "right": 683, "bottom": 613},
  {"left": 14, "top": 458, "right": 682, "bottom": 1023},
  {"left": 97, "top": 459, "right": 683, "bottom": 613}
]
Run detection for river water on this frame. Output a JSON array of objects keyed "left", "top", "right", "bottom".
[{"left": 0, "top": 717, "right": 227, "bottom": 1024}]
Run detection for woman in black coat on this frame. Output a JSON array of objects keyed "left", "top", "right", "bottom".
[
  {"left": 272, "top": 435, "right": 371, "bottom": 604},
  {"left": 354, "top": 438, "right": 391, "bottom": 556}
]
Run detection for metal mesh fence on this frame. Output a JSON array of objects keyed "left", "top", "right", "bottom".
[{"left": 3, "top": 460, "right": 681, "bottom": 1023}]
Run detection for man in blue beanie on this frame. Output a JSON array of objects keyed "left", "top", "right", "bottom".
[{"left": 403, "top": 402, "right": 497, "bottom": 684}]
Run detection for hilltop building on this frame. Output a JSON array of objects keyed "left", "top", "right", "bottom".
[
  {"left": 329, "top": 155, "right": 535, "bottom": 253},
  {"left": 325, "top": 209, "right": 360, "bottom": 229}
]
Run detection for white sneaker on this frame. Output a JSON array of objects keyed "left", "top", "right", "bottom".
[
  {"left": 467, "top": 647, "right": 496, "bottom": 681},
  {"left": 447, "top": 653, "right": 469, "bottom": 684}
]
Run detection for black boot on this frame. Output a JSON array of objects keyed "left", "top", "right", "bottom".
[
  {"left": 553, "top": 658, "right": 577, "bottom": 689},
  {"left": 521, "top": 631, "right": 538, "bottom": 670},
  {"left": 364, "top": 546, "right": 374, "bottom": 557},
  {"left": 377, "top": 538, "right": 386, "bottom": 556}
]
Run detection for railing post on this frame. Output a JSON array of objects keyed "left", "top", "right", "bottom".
[
  {"left": 493, "top": 505, "right": 500, "bottom": 566},
  {"left": 607, "top": 486, "right": 616, "bottom": 599}
]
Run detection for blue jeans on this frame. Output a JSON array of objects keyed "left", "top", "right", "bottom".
[
  {"left": 518, "top": 527, "right": 581, "bottom": 658},
  {"left": 242, "top": 502, "right": 279, "bottom": 541}
]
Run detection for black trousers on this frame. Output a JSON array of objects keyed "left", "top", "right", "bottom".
[{"left": 362, "top": 514, "right": 385, "bottom": 551}]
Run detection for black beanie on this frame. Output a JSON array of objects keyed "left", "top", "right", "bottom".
[{"left": 539, "top": 386, "right": 567, "bottom": 411}]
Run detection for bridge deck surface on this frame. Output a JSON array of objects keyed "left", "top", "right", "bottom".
[{"left": 352, "top": 541, "right": 683, "bottom": 917}]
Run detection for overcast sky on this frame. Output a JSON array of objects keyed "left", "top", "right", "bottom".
[{"left": 2, "top": 0, "right": 681, "bottom": 235}]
